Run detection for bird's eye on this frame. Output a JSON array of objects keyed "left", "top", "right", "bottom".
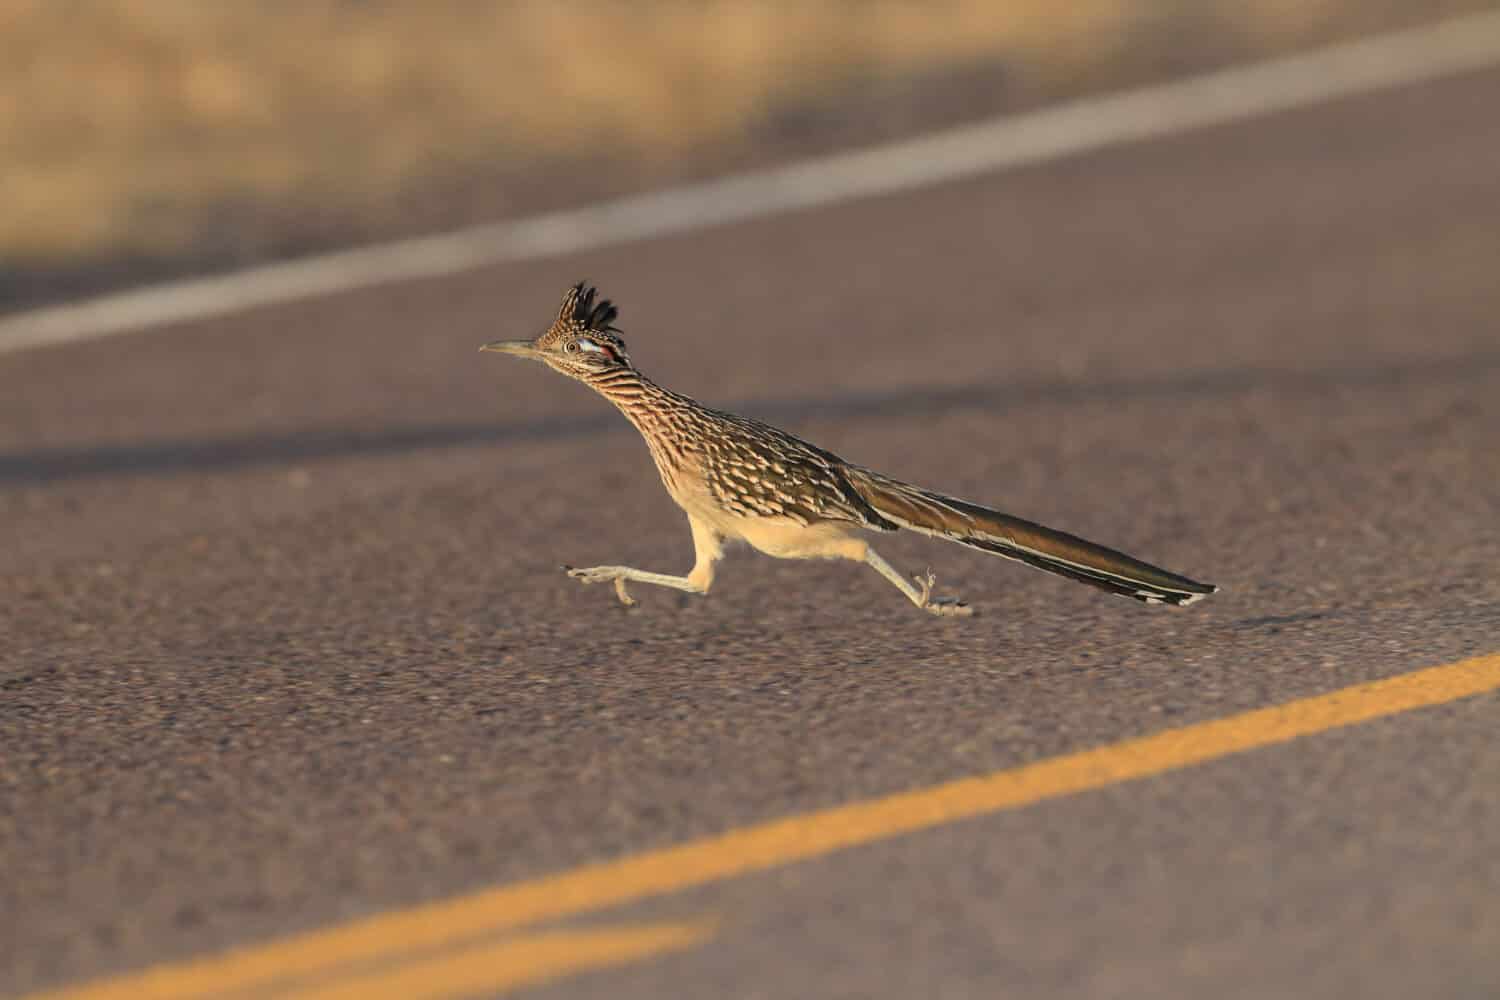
[{"left": 564, "top": 341, "right": 579, "bottom": 353}]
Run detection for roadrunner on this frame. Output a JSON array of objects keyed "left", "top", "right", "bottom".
[{"left": 482, "top": 283, "right": 1216, "bottom": 617}]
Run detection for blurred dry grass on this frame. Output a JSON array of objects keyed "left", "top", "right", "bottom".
[{"left": 0, "top": 0, "right": 1494, "bottom": 266}]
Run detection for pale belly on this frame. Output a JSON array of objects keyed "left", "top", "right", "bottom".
[{"left": 651, "top": 449, "right": 871, "bottom": 562}]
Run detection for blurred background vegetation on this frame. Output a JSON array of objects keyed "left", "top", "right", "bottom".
[{"left": 1, "top": 0, "right": 1493, "bottom": 307}]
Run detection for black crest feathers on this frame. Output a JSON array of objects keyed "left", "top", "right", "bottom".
[{"left": 561, "top": 282, "right": 620, "bottom": 333}]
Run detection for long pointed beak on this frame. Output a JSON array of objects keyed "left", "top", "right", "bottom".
[{"left": 479, "top": 339, "right": 542, "bottom": 359}]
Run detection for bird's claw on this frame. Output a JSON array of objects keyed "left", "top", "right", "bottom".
[
  {"left": 913, "top": 568, "right": 974, "bottom": 618},
  {"left": 562, "top": 565, "right": 637, "bottom": 606},
  {"left": 914, "top": 569, "right": 937, "bottom": 604}
]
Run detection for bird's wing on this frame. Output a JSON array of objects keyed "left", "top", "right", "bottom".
[{"left": 700, "top": 413, "right": 899, "bottom": 530}]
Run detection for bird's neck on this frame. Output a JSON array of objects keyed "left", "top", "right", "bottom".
[
  {"left": 581, "top": 366, "right": 686, "bottom": 418},
  {"left": 579, "top": 367, "right": 699, "bottom": 488}
]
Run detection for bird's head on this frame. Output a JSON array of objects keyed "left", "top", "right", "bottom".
[{"left": 480, "top": 282, "right": 633, "bottom": 381}]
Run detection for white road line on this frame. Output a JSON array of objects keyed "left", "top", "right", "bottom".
[{"left": 4, "top": 10, "right": 1500, "bottom": 357}]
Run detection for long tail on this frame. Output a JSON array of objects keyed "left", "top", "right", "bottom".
[{"left": 848, "top": 470, "right": 1217, "bottom": 606}]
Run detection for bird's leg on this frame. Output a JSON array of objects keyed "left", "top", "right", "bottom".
[
  {"left": 863, "top": 549, "right": 973, "bottom": 617},
  {"left": 565, "top": 515, "right": 723, "bottom": 608}
]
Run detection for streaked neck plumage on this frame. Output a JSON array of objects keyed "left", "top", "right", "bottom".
[{"left": 575, "top": 364, "right": 702, "bottom": 491}]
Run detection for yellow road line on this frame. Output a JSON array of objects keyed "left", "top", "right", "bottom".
[
  {"left": 280, "top": 920, "right": 715, "bottom": 1000},
  {"left": 31, "top": 653, "right": 1500, "bottom": 1000}
]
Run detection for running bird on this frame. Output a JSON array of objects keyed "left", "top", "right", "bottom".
[{"left": 482, "top": 283, "right": 1216, "bottom": 617}]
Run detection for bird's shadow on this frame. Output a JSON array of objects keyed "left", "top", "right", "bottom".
[{"left": 3, "top": 351, "right": 1495, "bottom": 486}]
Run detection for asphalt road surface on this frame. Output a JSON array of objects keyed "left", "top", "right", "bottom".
[{"left": 4, "top": 66, "right": 1500, "bottom": 1000}]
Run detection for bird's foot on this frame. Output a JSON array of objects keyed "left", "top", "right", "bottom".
[
  {"left": 563, "top": 565, "right": 637, "bottom": 607},
  {"left": 914, "top": 569, "right": 974, "bottom": 618}
]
